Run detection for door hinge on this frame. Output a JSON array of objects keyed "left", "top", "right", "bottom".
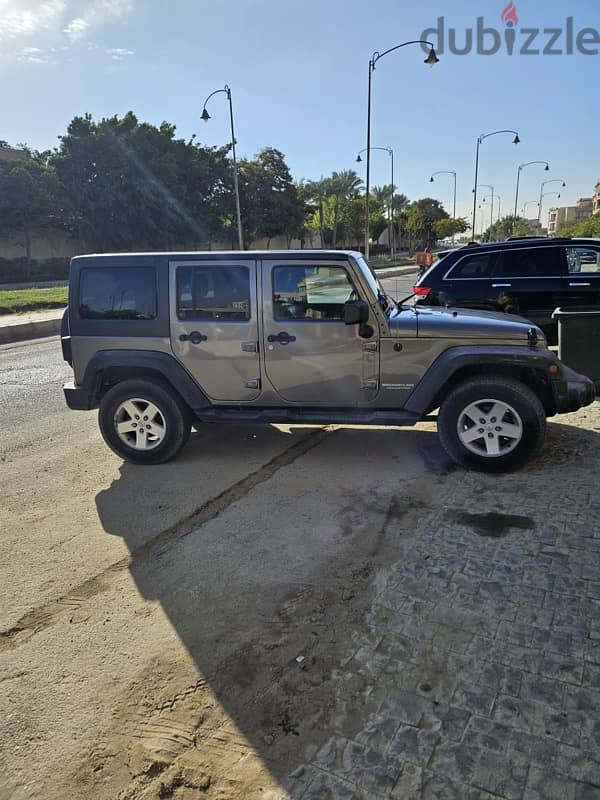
[
  {"left": 245, "top": 379, "right": 261, "bottom": 390},
  {"left": 363, "top": 341, "right": 378, "bottom": 352},
  {"left": 241, "top": 341, "right": 258, "bottom": 353},
  {"left": 361, "top": 379, "right": 378, "bottom": 390}
]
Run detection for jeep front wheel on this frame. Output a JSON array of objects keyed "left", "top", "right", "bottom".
[
  {"left": 437, "top": 376, "right": 546, "bottom": 472},
  {"left": 99, "top": 379, "right": 191, "bottom": 465}
]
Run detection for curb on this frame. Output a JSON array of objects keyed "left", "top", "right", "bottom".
[
  {"left": 0, "top": 316, "right": 62, "bottom": 345},
  {"left": 373, "top": 265, "right": 418, "bottom": 279}
]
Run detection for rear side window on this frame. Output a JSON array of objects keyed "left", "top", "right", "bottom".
[
  {"left": 447, "top": 252, "right": 497, "bottom": 279},
  {"left": 566, "top": 246, "right": 600, "bottom": 274},
  {"left": 79, "top": 267, "right": 156, "bottom": 320},
  {"left": 494, "top": 248, "right": 559, "bottom": 278},
  {"left": 176, "top": 266, "right": 250, "bottom": 320}
]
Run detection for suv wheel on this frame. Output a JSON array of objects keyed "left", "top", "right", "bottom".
[
  {"left": 99, "top": 379, "right": 191, "bottom": 465},
  {"left": 437, "top": 376, "right": 546, "bottom": 472}
]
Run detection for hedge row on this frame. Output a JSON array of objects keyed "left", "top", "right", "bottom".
[{"left": 0, "top": 257, "right": 70, "bottom": 284}]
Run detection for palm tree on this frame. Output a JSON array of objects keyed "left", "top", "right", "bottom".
[
  {"left": 329, "top": 170, "right": 363, "bottom": 248},
  {"left": 305, "top": 177, "right": 330, "bottom": 247}
]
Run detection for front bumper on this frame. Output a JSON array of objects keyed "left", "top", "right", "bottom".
[
  {"left": 551, "top": 363, "right": 595, "bottom": 414},
  {"left": 64, "top": 381, "right": 96, "bottom": 410}
]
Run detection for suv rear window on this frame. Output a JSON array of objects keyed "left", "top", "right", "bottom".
[
  {"left": 79, "top": 267, "right": 157, "bottom": 320},
  {"left": 447, "top": 252, "right": 497, "bottom": 279},
  {"left": 176, "top": 265, "right": 250, "bottom": 321}
]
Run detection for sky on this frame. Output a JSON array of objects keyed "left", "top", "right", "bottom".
[{"left": 0, "top": 0, "right": 598, "bottom": 229}]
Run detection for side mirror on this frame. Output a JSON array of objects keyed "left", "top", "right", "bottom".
[{"left": 343, "top": 300, "right": 369, "bottom": 325}]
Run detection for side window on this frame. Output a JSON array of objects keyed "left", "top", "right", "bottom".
[
  {"left": 447, "top": 253, "right": 497, "bottom": 279},
  {"left": 273, "top": 266, "right": 356, "bottom": 321},
  {"left": 176, "top": 266, "right": 250, "bottom": 321},
  {"left": 79, "top": 267, "right": 156, "bottom": 320},
  {"left": 495, "top": 248, "right": 558, "bottom": 278},
  {"left": 566, "top": 247, "right": 600, "bottom": 274}
]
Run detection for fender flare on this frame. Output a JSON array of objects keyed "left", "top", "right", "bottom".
[
  {"left": 75, "top": 350, "right": 211, "bottom": 413},
  {"left": 403, "top": 345, "right": 555, "bottom": 415}
]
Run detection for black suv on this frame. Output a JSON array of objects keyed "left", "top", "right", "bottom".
[{"left": 414, "top": 238, "right": 600, "bottom": 341}]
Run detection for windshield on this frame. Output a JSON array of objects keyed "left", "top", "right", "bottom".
[{"left": 354, "top": 255, "right": 396, "bottom": 313}]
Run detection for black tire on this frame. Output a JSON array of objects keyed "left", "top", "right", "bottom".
[
  {"left": 98, "top": 378, "right": 191, "bottom": 465},
  {"left": 437, "top": 376, "right": 546, "bottom": 472}
]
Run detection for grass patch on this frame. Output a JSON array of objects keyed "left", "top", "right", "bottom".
[{"left": 0, "top": 286, "right": 68, "bottom": 315}]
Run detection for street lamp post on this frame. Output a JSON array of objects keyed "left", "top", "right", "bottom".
[
  {"left": 521, "top": 200, "right": 540, "bottom": 216},
  {"left": 484, "top": 194, "right": 502, "bottom": 228},
  {"left": 429, "top": 170, "right": 457, "bottom": 242},
  {"left": 472, "top": 129, "right": 520, "bottom": 239},
  {"left": 514, "top": 161, "right": 549, "bottom": 221},
  {"left": 201, "top": 84, "right": 243, "bottom": 250},
  {"left": 476, "top": 184, "right": 495, "bottom": 231},
  {"left": 364, "top": 40, "right": 439, "bottom": 260},
  {"left": 538, "top": 179, "right": 566, "bottom": 221},
  {"left": 357, "top": 147, "right": 394, "bottom": 257}
]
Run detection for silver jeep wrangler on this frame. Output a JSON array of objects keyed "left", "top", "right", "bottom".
[{"left": 61, "top": 250, "right": 594, "bottom": 471}]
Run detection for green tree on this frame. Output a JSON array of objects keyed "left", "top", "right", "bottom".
[
  {"left": 434, "top": 217, "right": 468, "bottom": 241},
  {"left": 52, "top": 112, "right": 232, "bottom": 251},
  {"left": 0, "top": 158, "right": 61, "bottom": 278},
  {"left": 328, "top": 170, "right": 363, "bottom": 248},
  {"left": 405, "top": 198, "right": 449, "bottom": 250},
  {"left": 237, "top": 147, "right": 303, "bottom": 247},
  {"left": 304, "top": 177, "right": 330, "bottom": 247},
  {"left": 560, "top": 212, "right": 600, "bottom": 238},
  {"left": 482, "top": 214, "right": 531, "bottom": 242}
]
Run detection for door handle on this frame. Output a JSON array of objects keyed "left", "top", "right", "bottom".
[
  {"left": 267, "top": 331, "right": 296, "bottom": 345},
  {"left": 492, "top": 283, "right": 512, "bottom": 288},
  {"left": 569, "top": 282, "right": 591, "bottom": 287},
  {"left": 179, "top": 330, "right": 207, "bottom": 344}
]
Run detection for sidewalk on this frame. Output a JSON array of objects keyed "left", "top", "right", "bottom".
[{"left": 0, "top": 307, "right": 65, "bottom": 345}]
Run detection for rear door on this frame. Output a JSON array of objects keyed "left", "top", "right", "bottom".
[
  {"left": 170, "top": 259, "right": 261, "bottom": 401},
  {"left": 556, "top": 244, "right": 600, "bottom": 309},
  {"left": 260, "top": 259, "right": 379, "bottom": 404},
  {"left": 486, "top": 246, "right": 563, "bottom": 330}
]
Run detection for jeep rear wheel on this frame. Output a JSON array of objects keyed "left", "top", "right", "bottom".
[
  {"left": 99, "top": 379, "right": 191, "bottom": 465},
  {"left": 438, "top": 376, "right": 546, "bottom": 472}
]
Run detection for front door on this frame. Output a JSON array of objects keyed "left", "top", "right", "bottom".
[
  {"left": 558, "top": 244, "right": 600, "bottom": 308},
  {"left": 261, "top": 260, "right": 379, "bottom": 404},
  {"left": 170, "top": 259, "right": 261, "bottom": 401}
]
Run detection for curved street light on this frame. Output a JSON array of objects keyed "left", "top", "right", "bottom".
[
  {"left": 364, "top": 40, "right": 439, "bottom": 259},
  {"left": 357, "top": 147, "right": 395, "bottom": 256},
  {"left": 472, "top": 129, "right": 520, "bottom": 238},
  {"left": 475, "top": 183, "right": 494, "bottom": 229},
  {"left": 430, "top": 170, "right": 457, "bottom": 242},
  {"left": 521, "top": 200, "right": 540, "bottom": 216},
  {"left": 201, "top": 84, "right": 243, "bottom": 249},
  {"left": 484, "top": 194, "right": 502, "bottom": 226},
  {"left": 514, "top": 161, "right": 549, "bottom": 221},
  {"left": 538, "top": 179, "right": 566, "bottom": 221}
]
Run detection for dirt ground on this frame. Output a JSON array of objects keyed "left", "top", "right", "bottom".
[{"left": 2, "top": 338, "right": 600, "bottom": 800}]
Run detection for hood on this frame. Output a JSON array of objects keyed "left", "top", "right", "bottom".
[{"left": 412, "top": 305, "right": 542, "bottom": 342}]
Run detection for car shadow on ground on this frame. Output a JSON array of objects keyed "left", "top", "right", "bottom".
[{"left": 92, "top": 418, "right": 597, "bottom": 798}]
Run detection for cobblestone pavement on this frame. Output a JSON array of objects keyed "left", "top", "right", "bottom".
[{"left": 282, "top": 405, "right": 600, "bottom": 800}]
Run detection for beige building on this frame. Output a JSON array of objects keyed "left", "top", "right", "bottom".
[
  {"left": 594, "top": 181, "right": 600, "bottom": 215},
  {"left": 548, "top": 197, "right": 593, "bottom": 236}
]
